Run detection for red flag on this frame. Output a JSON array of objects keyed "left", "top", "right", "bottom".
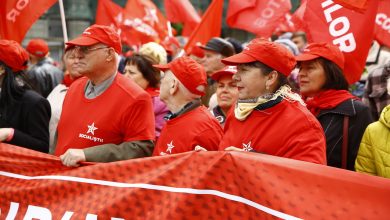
[
  {"left": 0, "top": 0, "right": 58, "bottom": 42},
  {"left": 164, "top": 0, "right": 200, "bottom": 36},
  {"left": 299, "top": 0, "right": 379, "bottom": 84},
  {"left": 226, "top": 0, "right": 291, "bottom": 38},
  {"left": 333, "top": 0, "right": 370, "bottom": 12},
  {"left": 375, "top": 0, "right": 390, "bottom": 48},
  {"left": 184, "top": 0, "right": 224, "bottom": 54},
  {"left": 96, "top": 0, "right": 154, "bottom": 46},
  {"left": 124, "top": 0, "right": 168, "bottom": 43}
]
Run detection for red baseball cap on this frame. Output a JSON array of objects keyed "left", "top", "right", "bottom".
[
  {"left": 154, "top": 56, "right": 207, "bottom": 96},
  {"left": 26, "top": 38, "right": 49, "bottom": 57},
  {"left": 295, "top": 42, "right": 345, "bottom": 70},
  {"left": 211, "top": 66, "right": 237, "bottom": 81},
  {"left": 66, "top": 24, "right": 122, "bottom": 54},
  {"left": 0, "top": 40, "right": 29, "bottom": 72},
  {"left": 222, "top": 38, "right": 296, "bottom": 76}
]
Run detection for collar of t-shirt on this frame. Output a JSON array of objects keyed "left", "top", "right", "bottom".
[
  {"left": 84, "top": 72, "right": 117, "bottom": 99},
  {"left": 164, "top": 99, "right": 201, "bottom": 120}
]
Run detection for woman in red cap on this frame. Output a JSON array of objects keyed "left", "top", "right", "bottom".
[
  {"left": 0, "top": 40, "right": 50, "bottom": 153},
  {"left": 217, "top": 39, "right": 327, "bottom": 165},
  {"left": 209, "top": 66, "right": 239, "bottom": 128},
  {"left": 296, "top": 42, "right": 373, "bottom": 170}
]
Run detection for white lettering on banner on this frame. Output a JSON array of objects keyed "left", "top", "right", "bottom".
[
  {"left": 0, "top": 171, "right": 302, "bottom": 220},
  {"left": 6, "top": 0, "right": 29, "bottom": 23},
  {"left": 376, "top": 13, "right": 390, "bottom": 33},
  {"left": 1, "top": 202, "right": 124, "bottom": 220},
  {"left": 254, "top": 0, "right": 285, "bottom": 28},
  {"left": 321, "top": 0, "right": 356, "bottom": 53}
]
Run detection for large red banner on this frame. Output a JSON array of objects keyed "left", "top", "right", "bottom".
[{"left": 1, "top": 143, "right": 390, "bottom": 219}]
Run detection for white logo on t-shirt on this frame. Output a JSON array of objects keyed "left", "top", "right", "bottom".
[
  {"left": 166, "top": 140, "right": 175, "bottom": 153},
  {"left": 87, "top": 122, "right": 98, "bottom": 135},
  {"left": 242, "top": 141, "right": 253, "bottom": 152}
]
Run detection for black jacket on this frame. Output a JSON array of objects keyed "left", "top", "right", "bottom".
[
  {"left": 317, "top": 99, "right": 373, "bottom": 170},
  {"left": 0, "top": 90, "right": 51, "bottom": 153},
  {"left": 27, "top": 58, "right": 63, "bottom": 98}
]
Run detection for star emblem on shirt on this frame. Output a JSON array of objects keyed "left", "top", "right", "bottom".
[
  {"left": 87, "top": 122, "right": 98, "bottom": 135},
  {"left": 242, "top": 141, "right": 253, "bottom": 152},
  {"left": 166, "top": 140, "right": 175, "bottom": 154}
]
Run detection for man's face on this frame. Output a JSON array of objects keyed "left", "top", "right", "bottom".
[
  {"left": 202, "top": 50, "right": 225, "bottom": 76},
  {"left": 159, "top": 70, "right": 174, "bottom": 103},
  {"left": 72, "top": 44, "right": 109, "bottom": 77}
]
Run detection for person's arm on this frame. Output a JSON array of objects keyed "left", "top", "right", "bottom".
[
  {"left": 83, "top": 140, "right": 154, "bottom": 162},
  {"left": 7, "top": 96, "right": 51, "bottom": 153},
  {"left": 60, "top": 140, "right": 154, "bottom": 167}
]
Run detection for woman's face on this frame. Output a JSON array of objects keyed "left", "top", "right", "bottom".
[
  {"left": 124, "top": 63, "right": 149, "bottom": 89},
  {"left": 216, "top": 75, "right": 239, "bottom": 110},
  {"left": 233, "top": 64, "right": 268, "bottom": 100},
  {"left": 298, "top": 60, "right": 327, "bottom": 97}
]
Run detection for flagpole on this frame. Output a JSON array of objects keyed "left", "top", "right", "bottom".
[{"left": 58, "top": 0, "right": 68, "bottom": 43}]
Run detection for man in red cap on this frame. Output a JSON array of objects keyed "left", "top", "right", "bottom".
[
  {"left": 218, "top": 38, "right": 327, "bottom": 165},
  {"left": 26, "top": 38, "right": 63, "bottom": 98},
  {"left": 209, "top": 66, "right": 239, "bottom": 128},
  {"left": 54, "top": 25, "right": 155, "bottom": 167},
  {"left": 152, "top": 56, "right": 223, "bottom": 156}
]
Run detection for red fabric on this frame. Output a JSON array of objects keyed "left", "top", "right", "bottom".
[
  {"left": 226, "top": 0, "right": 291, "bottom": 38},
  {"left": 96, "top": 0, "right": 165, "bottom": 47},
  {"left": 0, "top": 0, "right": 57, "bottom": 43},
  {"left": 124, "top": 0, "right": 168, "bottom": 45},
  {"left": 219, "top": 100, "right": 327, "bottom": 165},
  {"left": 154, "top": 56, "right": 207, "bottom": 96},
  {"left": 164, "top": 0, "right": 200, "bottom": 36},
  {"left": 222, "top": 38, "right": 296, "bottom": 76},
  {"left": 62, "top": 73, "right": 81, "bottom": 88},
  {"left": 153, "top": 106, "right": 222, "bottom": 156},
  {"left": 54, "top": 74, "right": 155, "bottom": 156},
  {"left": 211, "top": 66, "right": 237, "bottom": 81},
  {"left": 0, "top": 40, "right": 29, "bottom": 72},
  {"left": 375, "top": 1, "right": 390, "bottom": 48},
  {"left": 333, "top": 0, "right": 370, "bottom": 12},
  {"left": 2, "top": 143, "right": 390, "bottom": 219},
  {"left": 26, "top": 39, "right": 49, "bottom": 57},
  {"left": 305, "top": 89, "right": 357, "bottom": 116},
  {"left": 297, "top": 0, "right": 379, "bottom": 84},
  {"left": 66, "top": 24, "right": 122, "bottom": 54},
  {"left": 273, "top": 13, "right": 297, "bottom": 35},
  {"left": 145, "top": 86, "right": 159, "bottom": 97},
  {"left": 184, "top": 0, "right": 224, "bottom": 54}
]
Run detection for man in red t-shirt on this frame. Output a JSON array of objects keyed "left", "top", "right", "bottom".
[
  {"left": 54, "top": 25, "right": 155, "bottom": 166},
  {"left": 152, "top": 56, "right": 223, "bottom": 156}
]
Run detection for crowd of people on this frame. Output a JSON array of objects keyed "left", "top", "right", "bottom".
[{"left": 1, "top": 24, "right": 389, "bottom": 178}]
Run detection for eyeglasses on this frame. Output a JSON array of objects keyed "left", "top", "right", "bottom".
[{"left": 74, "top": 46, "right": 109, "bottom": 55}]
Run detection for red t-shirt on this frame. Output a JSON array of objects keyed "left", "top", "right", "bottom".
[
  {"left": 54, "top": 74, "right": 155, "bottom": 156},
  {"left": 219, "top": 100, "right": 327, "bottom": 164},
  {"left": 153, "top": 106, "right": 223, "bottom": 156}
]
